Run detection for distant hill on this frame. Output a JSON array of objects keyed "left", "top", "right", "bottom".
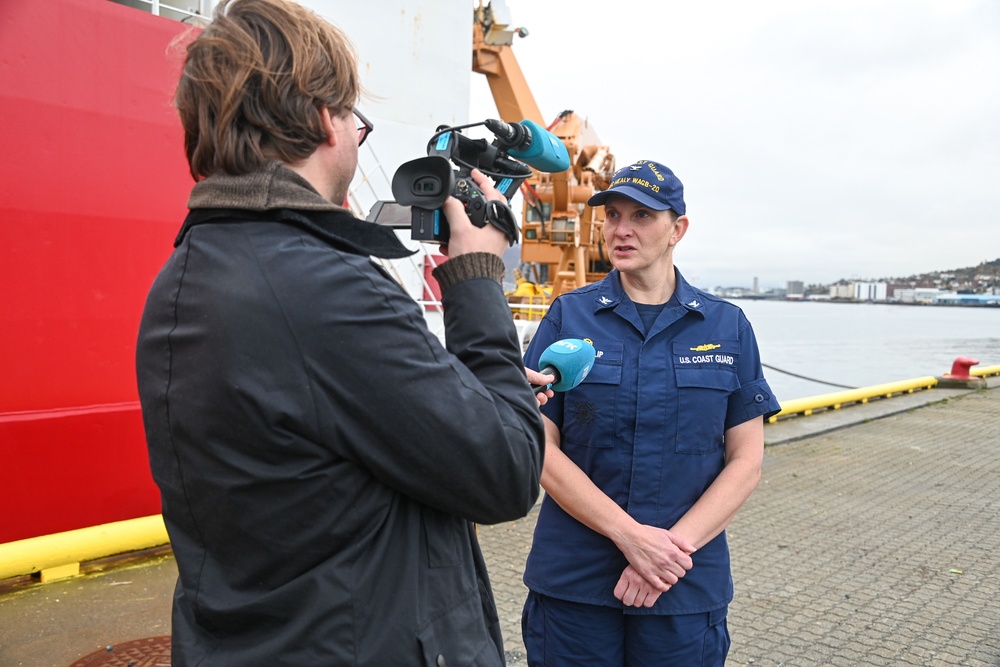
[{"left": 826, "top": 258, "right": 1000, "bottom": 293}]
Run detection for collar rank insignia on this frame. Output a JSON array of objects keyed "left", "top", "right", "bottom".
[
  {"left": 687, "top": 299, "right": 701, "bottom": 308},
  {"left": 599, "top": 296, "right": 613, "bottom": 305}
]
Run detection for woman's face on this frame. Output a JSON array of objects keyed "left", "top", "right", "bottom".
[{"left": 601, "top": 194, "right": 686, "bottom": 276}]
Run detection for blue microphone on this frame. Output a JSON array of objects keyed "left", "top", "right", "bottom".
[
  {"left": 485, "top": 119, "right": 571, "bottom": 173},
  {"left": 532, "top": 338, "right": 596, "bottom": 394}
]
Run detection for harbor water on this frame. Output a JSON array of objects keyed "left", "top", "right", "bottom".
[{"left": 729, "top": 299, "right": 999, "bottom": 401}]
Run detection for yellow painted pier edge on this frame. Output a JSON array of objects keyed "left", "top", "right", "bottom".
[
  {"left": 769, "top": 364, "right": 1000, "bottom": 422},
  {"left": 0, "top": 515, "right": 168, "bottom": 582}
]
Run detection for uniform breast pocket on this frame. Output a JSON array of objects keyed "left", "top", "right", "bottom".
[
  {"left": 561, "top": 343, "right": 622, "bottom": 450},
  {"left": 673, "top": 341, "right": 739, "bottom": 454}
]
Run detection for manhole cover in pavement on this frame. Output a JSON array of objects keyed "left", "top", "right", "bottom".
[{"left": 68, "top": 636, "right": 171, "bottom": 666}]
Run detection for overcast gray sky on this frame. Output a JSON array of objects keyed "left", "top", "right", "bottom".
[{"left": 470, "top": 1, "right": 1000, "bottom": 289}]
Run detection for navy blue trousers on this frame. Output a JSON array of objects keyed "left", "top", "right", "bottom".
[{"left": 522, "top": 592, "right": 730, "bottom": 667}]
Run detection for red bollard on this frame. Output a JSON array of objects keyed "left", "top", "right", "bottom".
[{"left": 947, "top": 357, "right": 979, "bottom": 379}]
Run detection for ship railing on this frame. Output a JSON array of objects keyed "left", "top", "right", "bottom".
[
  {"left": 110, "top": 0, "right": 214, "bottom": 23},
  {"left": 507, "top": 297, "right": 548, "bottom": 321}
]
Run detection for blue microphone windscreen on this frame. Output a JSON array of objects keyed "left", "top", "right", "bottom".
[
  {"left": 538, "top": 338, "right": 596, "bottom": 392},
  {"left": 508, "top": 119, "right": 571, "bottom": 173}
]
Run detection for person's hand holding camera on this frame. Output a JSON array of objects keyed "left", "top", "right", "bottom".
[{"left": 440, "top": 169, "right": 509, "bottom": 259}]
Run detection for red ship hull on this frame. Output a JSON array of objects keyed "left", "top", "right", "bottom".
[{"left": 0, "top": 0, "right": 193, "bottom": 544}]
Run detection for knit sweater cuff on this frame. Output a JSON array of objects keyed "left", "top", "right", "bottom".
[{"left": 431, "top": 252, "right": 506, "bottom": 293}]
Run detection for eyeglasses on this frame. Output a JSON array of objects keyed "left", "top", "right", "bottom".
[{"left": 353, "top": 108, "right": 373, "bottom": 146}]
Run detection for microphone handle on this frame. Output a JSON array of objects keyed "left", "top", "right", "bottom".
[
  {"left": 485, "top": 118, "right": 530, "bottom": 150},
  {"left": 531, "top": 365, "right": 560, "bottom": 394}
]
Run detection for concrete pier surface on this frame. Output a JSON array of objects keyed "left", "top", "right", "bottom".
[{"left": 2, "top": 378, "right": 998, "bottom": 666}]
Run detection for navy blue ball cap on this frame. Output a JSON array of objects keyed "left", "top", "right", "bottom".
[{"left": 588, "top": 160, "right": 686, "bottom": 215}]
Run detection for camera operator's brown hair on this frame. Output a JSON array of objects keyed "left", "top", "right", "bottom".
[{"left": 174, "top": 0, "right": 360, "bottom": 180}]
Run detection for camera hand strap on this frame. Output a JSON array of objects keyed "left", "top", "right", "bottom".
[{"left": 485, "top": 200, "right": 520, "bottom": 246}]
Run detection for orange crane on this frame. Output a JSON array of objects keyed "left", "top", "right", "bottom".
[{"left": 472, "top": 1, "right": 617, "bottom": 310}]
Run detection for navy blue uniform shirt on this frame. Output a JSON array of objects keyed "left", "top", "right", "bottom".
[{"left": 523, "top": 268, "right": 780, "bottom": 614}]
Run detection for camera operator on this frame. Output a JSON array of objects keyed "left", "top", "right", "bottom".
[{"left": 135, "top": 1, "right": 546, "bottom": 665}]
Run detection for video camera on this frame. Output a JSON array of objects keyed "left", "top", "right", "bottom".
[{"left": 368, "top": 118, "right": 570, "bottom": 245}]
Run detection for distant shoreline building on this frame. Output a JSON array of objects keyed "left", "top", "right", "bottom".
[
  {"left": 935, "top": 293, "right": 1000, "bottom": 305},
  {"left": 829, "top": 284, "right": 853, "bottom": 299},
  {"left": 786, "top": 280, "right": 804, "bottom": 299},
  {"left": 713, "top": 276, "right": 997, "bottom": 307},
  {"left": 854, "top": 282, "right": 888, "bottom": 301},
  {"left": 895, "top": 288, "right": 942, "bottom": 304}
]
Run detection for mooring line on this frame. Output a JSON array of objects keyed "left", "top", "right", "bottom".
[{"left": 761, "top": 363, "right": 857, "bottom": 389}]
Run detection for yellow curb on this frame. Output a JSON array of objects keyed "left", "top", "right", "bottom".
[{"left": 0, "top": 515, "right": 168, "bottom": 581}]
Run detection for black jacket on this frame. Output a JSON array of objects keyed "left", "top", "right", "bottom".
[{"left": 136, "top": 162, "right": 544, "bottom": 666}]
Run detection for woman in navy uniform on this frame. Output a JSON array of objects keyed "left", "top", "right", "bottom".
[{"left": 521, "top": 160, "right": 781, "bottom": 666}]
